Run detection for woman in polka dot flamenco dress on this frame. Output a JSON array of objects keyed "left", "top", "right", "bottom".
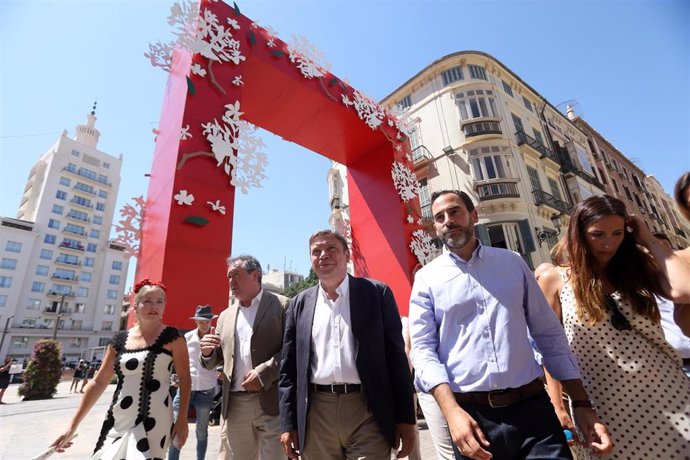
[
  {"left": 538, "top": 195, "right": 690, "bottom": 460},
  {"left": 50, "top": 279, "right": 192, "bottom": 459}
]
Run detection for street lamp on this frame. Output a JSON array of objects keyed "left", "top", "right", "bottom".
[
  {"left": 52, "top": 294, "right": 66, "bottom": 340},
  {"left": 0, "top": 315, "right": 14, "bottom": 356},
  {"left": 535, "top": 213, "right": 564, "bottom": 247}
]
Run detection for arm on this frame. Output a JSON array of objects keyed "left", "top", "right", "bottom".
[
  {"left": 170, "top": 336, "right": 191, "bottom": 448},
  {"left": 52, "top": 345, "right": 117, "bottom": 451},
  {"left": 200, "top": 320, "right": 224, "bottom": 370},
  {"left": 279, "top": 299, "right": 299, "bottom": 459}
]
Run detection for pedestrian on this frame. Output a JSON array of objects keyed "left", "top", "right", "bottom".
[
  {"left": 279, "top": 230, "right": 416, "bottom": 460},
  {"left": 538, "top": 195, "right": 690, "bottom": 459},
  {"left": 168, "top": 305, "right": 219, "bottom": 460},
  {"left": 70, "top": 360, "right": 85, "bottom": 393},
  {"left": 200, "top": 255, "right": 288, "bottom": 459},
  {"left": 80, "top": 362, "right": 96, "bottom": 393},
  {"left": 49, "top": 278, "right": 191, "bottom": 459},
  {"left": 409, "top": 190, "right": 612, "bottom": 460},
  {"left": 0, "top": 357, "right": 12, "bottom": 404}
]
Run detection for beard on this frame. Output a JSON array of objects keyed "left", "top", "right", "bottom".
[{"left": 439, "top": 224, "right": 474, "bottom": 249}]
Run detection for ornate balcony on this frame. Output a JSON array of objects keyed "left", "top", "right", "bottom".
[
  {"left": 476, "top": 180, "right": 520, "bottom": 202},
  {"left": 55, "top": 257, "right": 81, "bottom": 267},
  {"left": 51, "top": 274, "right": 78, "bottom": 283},
  {"left": 463, "top": 120, "right": 502, "bottom": 138},
  {"left": 411, "top": 145, "right": 433, "bottom": 166},
  {"left": 65, "top": 212, "right": 90, "bottom": 223},
  {"left": 59, "top": 241, "right": 85, "bottom": 252},
  {"left": 515, "top": 131, "right": 559, "bottom": 164},
  {"left": 533, "top": 189, "right": 572, "bottom": 215}
]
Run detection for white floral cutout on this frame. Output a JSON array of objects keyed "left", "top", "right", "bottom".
[
  {"left": 174, "top": 190, "right": 195, "bottom": 206},
  {"left": 232, "top": 75, "right": 243, "bottom": 86},
  {"left": 288, "top": 34, "right": 331, "bottom": 79},
  {"left": 179, "top": 124, "right": 192, "bottom": 140},
  {"left": 206, "top": 199, "right": 226, "bottom": 215},
  {"left": 342, "top": 90, "right": 385, "bottom": 130},
  {"left": 113, "top": 196, "right": 145, "bottom": 259},
  {"left": 391, "top": 161, "right": 420, "bottom": 202},
  {"left": 410, "top": 229, "right": 437, "bottom": 266}
]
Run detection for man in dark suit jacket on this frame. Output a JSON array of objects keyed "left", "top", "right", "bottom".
[
  {"left": 279, "top": 230, "right": 416, "bottom": 459},
  {"left": 200, "top": 255, "right": 287, "bottom": 459}
]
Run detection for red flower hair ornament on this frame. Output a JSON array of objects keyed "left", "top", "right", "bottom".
[{"left": 133, "top": 278, "right": 167, "bottom": 294}]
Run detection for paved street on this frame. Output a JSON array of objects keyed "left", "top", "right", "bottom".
[{"left": 0, "top": 380, "right": 439, "bottom": 459}]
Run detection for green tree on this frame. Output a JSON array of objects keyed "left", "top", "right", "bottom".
[
  {"left": 18, "top": 339, "right": 62, "bottom": 400},
  {"left": 283, "top": 269, "right": 319, "bottom": 298}
]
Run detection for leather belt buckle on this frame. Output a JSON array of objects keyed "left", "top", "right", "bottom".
[{"left": 487, "top": 390, "right": 509, "bottom": 408}]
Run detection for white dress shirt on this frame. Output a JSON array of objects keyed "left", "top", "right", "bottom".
[
  {"left": 310, "top": 276, "right": 361, "bottom": 385},
  {"left": 185, "top": 329, "right": 218, "bottom": 391},
  {"left": 657, "top": 295, "right": 690, "bottom": 359},
  {"left": 230, "top": 289, "right": 262, "bottom": 392}
]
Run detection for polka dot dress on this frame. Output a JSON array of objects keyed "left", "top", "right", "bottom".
[
  {"left": 91, "top": 327, "right": 179, "bottom": 460},
  {"left": 557, "top": 270, "right": 690, "bottom": 460}
]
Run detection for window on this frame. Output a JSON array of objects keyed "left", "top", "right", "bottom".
[
  {"left": 441, "top": 66, "right": 463, "bottom": 85},
  {"left": 102, "top": 321, "right": 113, "bottom": 331},
  {"left": 5, "top": 241, "right": 22, "bottom": 253},
  {"left": 109, "top": 275, "right": 121, "bottom": 285},
  {"left": 90, "top": 229, "right": 100, "bottom": 239},
  {"left": 80, "top": 272, "right": 92, "bottom": 282},
  {"left": 70, "top": 338, "right": 83, "bottom": 348},
  {"left": 67, "top": 210, "right": 89, "bottom": 222},
  {"left": 470, "top": 151, "right": 508, "bottom": 181},
  {"left": 59, "top": 177, "right": 71, "bottom": 186},
  {"left": 548, "top": 178, "right": 562, "bottom": 201},
  {"left": 98, "top": 174, "right": 109, "bottom": 185},
  {"left": 623, "top": 185, "right": 633, "bottom": 201},
  {"left": 74, "top": 182, "right": 94, "bottom": 194},
  {"left": 76, "top": 287, "right": 89, "bottom": 297},
  {"left": 104, "top": 304, "right": 116, "bottom": 315},
  {"left": 71, "top": 149, "right": 80, "bottom": 157},
  {"left": 85, "top": 257, "right": 94, "bottom": 267},
  {"left": 65, "top": 223, "right": 85, "bottom": 235},
  {"left": 13, "top": 337, "right": 29, "bottom": 349},
  {"left": 36, "top": 265, "right": 49, "bottom": 276},
  {"left": 62, "top": 238, "right": 82, "bottom": 250},
  {"left": 468, "top": 64, "right": 487, "bottom": 80},
  {"left": 398, "top": 95, "right": 412, "bottom": 110},
  {"left": 107, "top": 289, "right": 118, "bottom": 299},
  {"left": 71, "top": 196, "right": 92, "bottom": 208},
  {"left": 98, "top": 190, "right": 108, "bottom": 199},
  {"left": 611, "top": 178, "right": 620, "bottom": 193},
  {"left": 44, "top": 234, "right": 56, "bottom": 244},
  {"left": 96, "top": 203, "right": 105, "bottom": 212},
  {"left": 598, "top": 168, "right": 607, "bottom": 185},
  {"left": 526, "top": 166, "right": 542, "bottom": 191},
  {"left": 56, "top": 190, "right": 67, "bottom": 200},
  {"left": 52, "top": 204, "right": 64, "bottom": 215},
  {"left": 575, "top": 147, "right": 594, "bottom": 174},
  {"left": 0, "top": 295, "right": 6, "bottom": 307},
  {"left": 78, "top": 167, "right": 97, "bottom": 180},
  {"left": 0, "top": 258, "right": 17, "bottom": 270},
  {"left": 40, "top": 249, "right": 53, "bottom": 259},
  {"left": 501, "top": 80, "right": 513, "bottom": 97},
  {"left": 532, "top": 129, "right": 544, "bottom": 145},
  {"left": 102, "top": 162, "right": 110, "bottom": 169},
  {"left": 48, "top": 219, "right": 60, "bottom": 229},
  {"left": 56, "top": 254, "right": 79, "bottom": 265},
  {"left": 511, "top": 113, "right": 524, "bottom": 134},
  {"left": 522, "top": 97, "right": 533, "bottom": 112},
  {"left": 92, "top": 216, "right": 102, "bottom": 225},
  {"left": 66, "top": 162, "right": 77, "bottom": 173},
  {"left": 74, "top": 303, "right": 86, "bottom": 314},
  {"left": 87, "top": 243, "right": 97, "bottom": 253},
  {"left": 112, "top": 261, "right": 123, "bottom": 271},
  {"left": 50, "top": 284, "right": 72, "bottom": 295},
  {"left": 71, "top": 320, "right": 82, "bottom": 330},
  {"left": 99, "top": 338, "right": 110, "bottom": 347},
  {"left": 456, "top": 89, "right": 497, "bottom": 121},
  {"left": 0, "top": 276, "right": 13, "bottom": 288},
  {"left": 26, "top": 298, "right": 41, "bottom": 310},
  {"left": 54, "top": 269, "right": 76, "bottom": 281}
]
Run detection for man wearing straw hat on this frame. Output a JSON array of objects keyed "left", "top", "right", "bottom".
[{"left": 168, "top": 304, "right": 219, "bottom": 460}]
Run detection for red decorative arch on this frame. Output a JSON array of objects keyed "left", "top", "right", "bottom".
[{"left": 135, "top": 0, "right": 422, "bottom": 326}]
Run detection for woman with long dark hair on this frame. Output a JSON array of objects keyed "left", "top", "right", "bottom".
[{"left": 538, "top": 195, "right": 690, "bottom": 460}]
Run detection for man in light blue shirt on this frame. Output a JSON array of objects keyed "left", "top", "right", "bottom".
[{"left": 409, "top": 190, "right": 612, "bottom": 460}]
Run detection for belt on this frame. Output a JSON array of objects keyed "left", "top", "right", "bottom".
[
  {"left": 311, "top": 383, "right": 361, "bottom": 394},
  {"left": 453, "top": 378, "right": 544, "bottom": 408}
]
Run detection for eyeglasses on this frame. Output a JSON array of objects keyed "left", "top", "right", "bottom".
[{"left": 604, "top": 294, "right": 631, "bottom": 331}]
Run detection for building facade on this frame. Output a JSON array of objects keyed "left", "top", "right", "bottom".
[
  {"left": 0, "top": 109, "right": 129, "bottom": 363},
  {"left": 328, "top": 51, "right": 685, "bottom": 269},
  {"left": 262, "top": 269, "right": 305, "bottom": 294}
]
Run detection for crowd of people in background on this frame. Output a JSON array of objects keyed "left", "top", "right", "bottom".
[{"left": 41, "top": 171, "right": 690, "bottom": 460}]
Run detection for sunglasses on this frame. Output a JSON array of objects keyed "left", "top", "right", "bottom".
[{"left": 604, "top": 294, "right": 631, "bottom": 331}]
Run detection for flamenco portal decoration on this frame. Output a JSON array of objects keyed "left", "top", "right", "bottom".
[{"left": 138, "top": 0, "right": 429, "bottom": 326}]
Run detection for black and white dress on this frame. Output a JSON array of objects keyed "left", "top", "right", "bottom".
[
  {"left": 92, "top": 326, "right": 179, "bottom": 460},
  {"left": 557, "top": 269, "right": 690, "bottom": 460}
]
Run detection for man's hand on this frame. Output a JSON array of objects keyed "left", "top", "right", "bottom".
[
  {"left": 241, "top": 370, "right": 263, "bottom": 392},
  {"left": 555, "top": 407, "right": 578, "bottom": 443},
  {"left": 199, "top": 326, "right": 220, "bottom": 357},
  {"left": 447, "top": 406, "right": 492, "bottom": 460},
  {"left": 572, "top": 407, "right": 613, "bottom": 456},
  {"left": 280, "top": 431, "right": 299, "bottom": 459},
  {"left": 393, "top": 423, "right": 416, "bottom": 458}
]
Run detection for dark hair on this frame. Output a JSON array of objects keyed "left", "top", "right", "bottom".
[
  {"left": 226, "top": 255, "right": 263, "bottom": 284},
  {"left": 652, "top": 232, "right": 672, "bottom": 245},
  {"left": 554, "top": 195, "right": 663, "bottom": 325},
  {"left": 430, "top": 190, "right": 475, "bottom": 213},
  {"left": 308, "top": 230, "right": 349, "bottom": 252},
  {"left": 674, "top": 172, "right": 690, "bottom": 221}
]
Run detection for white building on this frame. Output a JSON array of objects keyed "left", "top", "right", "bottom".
[
  {"left": 0, "top": 108, "right": 129, "bottom": 363},
  {"left": 262, "top": 269, "right": 304, "bottom": 294}
]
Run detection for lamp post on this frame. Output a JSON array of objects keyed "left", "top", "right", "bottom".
[
  {"left": 0, "top": 315, "right": 14, "bottom": 357},
  {"left": 52, "top": 294, "right": 66, "bottom": 340}
]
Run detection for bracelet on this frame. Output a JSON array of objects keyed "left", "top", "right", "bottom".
[{"left": 572, "top": 399, "right": 593, "bottom": 409}]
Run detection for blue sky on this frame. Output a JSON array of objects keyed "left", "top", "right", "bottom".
[{"left": 1, "top": 0, "right": 688, "bottom": 290}]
